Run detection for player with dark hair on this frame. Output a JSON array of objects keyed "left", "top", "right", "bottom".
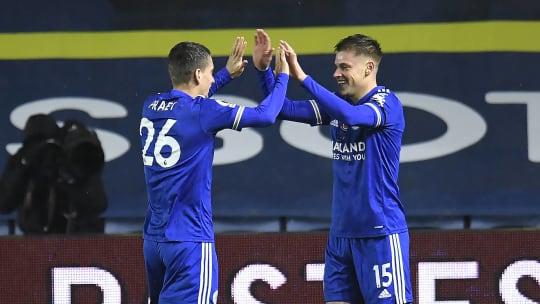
[
  {"left": 140, "top": 37, "right": 289, "bottom": 303},
  {"left": 252, "top": 29, "right": 413, "bottom": 303}
]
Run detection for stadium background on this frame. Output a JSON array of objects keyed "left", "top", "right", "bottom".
[{"left": 0, "top": 0, "right": 539, "bottom": 303}]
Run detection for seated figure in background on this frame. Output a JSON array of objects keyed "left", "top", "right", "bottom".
[{"left": 0, "top": 113, "right": 108, "bottom": 234}]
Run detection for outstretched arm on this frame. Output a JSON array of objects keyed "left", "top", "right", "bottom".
[{"left": 202, "top": 47, "right": 290, "bottom": 132}]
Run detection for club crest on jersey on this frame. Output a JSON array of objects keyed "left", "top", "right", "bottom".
[
  {"left": 340, "top": 123, "right": 349, "bottom": 131},
  {"left": 215, "top": 99, "right": 236, "bottom": 108},
  {"left": 371, "top": 92, "right": 388, "bottom": 107}
]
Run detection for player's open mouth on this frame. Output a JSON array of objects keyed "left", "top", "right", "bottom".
[{"left": 337, "top": 81, "right": 347, "bottom": 89}]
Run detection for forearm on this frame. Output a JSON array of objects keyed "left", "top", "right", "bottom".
[
  {"left": 256, "top": 68, "right": 323, "bottom": 125},
  {"left": 238, "top": 73, "right": 289, "bottom": 128},
  {"left": 208, "top": 68, "right": 233, "bottom": 97},
  {"left": 278, "top": 98, "right": 326, "bottom": 125},
  {"left": 302, "top": 76, "right": 376, "bottom": 126},
  {"left": 255, "top": 67, "right": 275, "bottom": 97}
]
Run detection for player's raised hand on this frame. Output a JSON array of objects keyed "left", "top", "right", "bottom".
[
  {"left": 253, "top": 29, "right": 274, "bottom": 71},
  {"left": 274, "top": 46, "right": 289, "bottom": 76},
  {"left": 279, "top": 40, "right": 307, "bottom": 82},
  {"left": 226, "top": 36, "right": 249, "bottom": 78}
]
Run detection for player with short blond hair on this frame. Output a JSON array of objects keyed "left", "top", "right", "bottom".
[{"left": 253, "top": 29, "right": 413, "bottom": 304}]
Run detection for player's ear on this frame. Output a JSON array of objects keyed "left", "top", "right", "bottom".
[
  {"left": 194, "top": 68, "right": 202, "bottom": 85},
  {"left": 365, "top": 61, "right": 375, "bottom": 77}
]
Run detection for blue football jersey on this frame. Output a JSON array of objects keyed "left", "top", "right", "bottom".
[
  {"left": 140, "top": 90, "right": 237, "bottom": 242},
  {"left": 257, "top": 68, "right": 408, "bottom": 238},
  {"left": 140, "top": 70, "right": 289, "bottom": 242},
  {"left": 302, "top": 77, "right": 408, "bottom": 237}
]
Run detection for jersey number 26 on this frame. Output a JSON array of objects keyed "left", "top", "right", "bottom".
[{"left": 140, "top": 118, "right": 180, "bottom": 168}]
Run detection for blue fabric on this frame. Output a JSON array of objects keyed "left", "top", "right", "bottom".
[{"left": 324, "top": 232, "right": 413, "bottom": 303}]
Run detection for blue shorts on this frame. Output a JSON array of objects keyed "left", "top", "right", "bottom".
[
  {"left": 324, "top": 232, "right": 413, "bottom": 303},
  {"left": 143, "top": 240, "right": 218, "bottom": 304}
]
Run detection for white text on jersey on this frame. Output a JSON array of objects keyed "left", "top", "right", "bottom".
[{"left": 148, "top": 100, "right": 178, "bottom": 111}]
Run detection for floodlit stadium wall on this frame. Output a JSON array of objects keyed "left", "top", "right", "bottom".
[{"left": 0, "top": 231, "right": 539, "bottom": 303}]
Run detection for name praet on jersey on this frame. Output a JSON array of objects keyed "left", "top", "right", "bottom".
[
  {"left": 148, "top": 100, "right": 178, "bottom": 111},
  {"left": 332, "top": 141, "right": 366, "bottom": 161}
]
